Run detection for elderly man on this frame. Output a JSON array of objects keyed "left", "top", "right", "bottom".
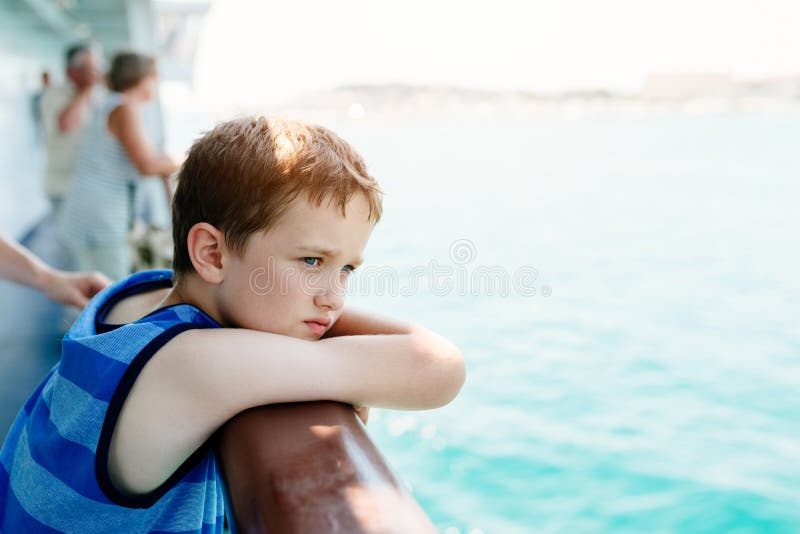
[{"left": 40, "top": 43, "right": 103, "bottom": 212}]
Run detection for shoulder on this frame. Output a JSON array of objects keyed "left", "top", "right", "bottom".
[
  {"left": 103, "top": 288, "right": 171, "bottom": 325},
  {"left": 108, "top": 98, "right": 135, "bottom": 121},
  {"left": 107, "top": 100, "right": 139, "bottom": 135}
]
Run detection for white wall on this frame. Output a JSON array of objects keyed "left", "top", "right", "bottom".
[{"left": 0, "top": 4, "right": 63, "bottom": 236}]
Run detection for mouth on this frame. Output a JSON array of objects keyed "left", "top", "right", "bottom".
[{"left": 304, "top": 319, "right": 330, "bottom": 336}]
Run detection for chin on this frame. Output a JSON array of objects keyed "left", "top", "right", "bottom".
[{"left": 276, "top": 326, "right": 314, "bottom": 340}]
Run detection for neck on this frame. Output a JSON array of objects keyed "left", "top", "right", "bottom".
[
  {"left": 161, "top": 274, "right": 226, "bottom": 326},
  {"left": 70, "top": 80, "right": 92, "bottom": 94},
  {"left": 121, "top": 89, "right": 144, "bottom": 105}
]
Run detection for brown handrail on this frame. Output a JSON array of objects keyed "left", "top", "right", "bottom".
[{"left": 219, "top": 401, "right": 437, "bottom": 534}]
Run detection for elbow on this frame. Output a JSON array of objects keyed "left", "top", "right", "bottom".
[
  {"left": 436, "top": 347, "right": 467, "bottom": 407},
  {"left": 451, "top": 349, "right": 467, "bottom": 397},
  {"left": 415, "top": 338, "right": 466, "bottom": 408}
]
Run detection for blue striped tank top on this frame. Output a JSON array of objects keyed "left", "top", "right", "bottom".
[{"left": 0, "top": 270, "right": 226, "bottom": 533}]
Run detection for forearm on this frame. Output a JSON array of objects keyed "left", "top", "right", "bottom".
[
  {"left": 0, "top": 236, "right": 53, "bottom": 291},
  {"left": 111, "top": 104, "right": 179, "bottom": 177},
  {"left": 139, "top": 153, "right": 178, "bottom": 177},
  {"left": 322, "top": 306, "right": 417, "bottom": 337},
  {"left": 112, "top": 328, "right": 465, "bottom": 492},
  {"left": 320, "top": 309, "right": 466, "bottom": 405},
  {"left": 318, "top": 332, "right": 465, "bottom": 409},
  {"left": 168, "top": 328, "right": 465, "bottom": 422},
  {"left": 57, "top": 90, "right": 92, "bottom": 132}
]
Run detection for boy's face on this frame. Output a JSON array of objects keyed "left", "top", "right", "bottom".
[{"left": 216, "top": 194, "right": 374, "bottom": 339}]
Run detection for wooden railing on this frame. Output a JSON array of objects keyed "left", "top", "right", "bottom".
[{"left": 219, "top": 401, "right": 437, "bottom": 534}]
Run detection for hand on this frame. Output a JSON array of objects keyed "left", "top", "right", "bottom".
[
  {"left": 353, "top": 404, "right": 369, "bottom": 425},
  {"left": 41, "top": 269, "right": 112, "bottom": 308},
  {"left": 75, "top": 64, "right": 103, "bottom": 91},
  {"left": 160, "top": 154, "right": 183, "bottom": 181}
]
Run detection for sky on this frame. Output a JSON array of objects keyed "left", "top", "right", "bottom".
[{"left": 190, "top": 0, "right": 800, "bottom": 104}]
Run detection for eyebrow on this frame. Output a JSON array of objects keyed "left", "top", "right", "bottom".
[{"left": 296, "top": 245, "right": 364, "bottom": 266}]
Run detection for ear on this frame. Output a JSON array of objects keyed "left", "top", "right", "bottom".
[{"left": 186, "top": 223, "right": 226, "bottom": 284}]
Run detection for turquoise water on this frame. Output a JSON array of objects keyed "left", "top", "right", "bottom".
[{"left": 168, "top": 112, "right": 800, "bottom": 533}]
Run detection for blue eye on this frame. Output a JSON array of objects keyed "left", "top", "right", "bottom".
[
  {"left": 301, "top": 257, "right": 321, "bottom": 266},
  {"left": 342, "top": 265, "right": 356, "bottom": 274}
]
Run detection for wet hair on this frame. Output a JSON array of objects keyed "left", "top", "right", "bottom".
[
  {"left": 106, "top": 51, "right": 156, "bottom": 92},
  {"left": 171, "top": 116, "right": 383, "bottom": 279}
]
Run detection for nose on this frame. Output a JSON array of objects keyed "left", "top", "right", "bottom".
[{"left": 313, "top": 286, "right": 344, "bottom": 311}]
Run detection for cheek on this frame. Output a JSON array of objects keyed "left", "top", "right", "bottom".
[
  {"left": 229, "top": 292, "right": 285, "bottom": 332},
  {"left": 236, "top": 280, "right": 308, "bottom": 332},
  {"left": 222, "top": 258, "right": 317, "bottom": 332}
]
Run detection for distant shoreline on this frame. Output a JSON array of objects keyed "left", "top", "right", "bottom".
[
  {"left": 266, "top": 83, "right": 800, "bottom": 121},
  {"left": 161, "top": 82, "right": 800, "bottom": 123}
]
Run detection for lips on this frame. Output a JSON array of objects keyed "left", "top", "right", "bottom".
[{"left": 304, "top": 318, "right": 330, "bottom": 336}]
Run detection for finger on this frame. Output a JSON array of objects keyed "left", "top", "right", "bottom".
[
  {"left": 68, "top": 288, "right": 89, "bottom": 308},
  {"left": 80, "top": 274, "right": 111, "bottom": 299},
  {"left": 90, "top": 273, "right": 112, "bottom": 292},
  {"left": 87, "top": 281, "right": 105, "bottom": 297}
]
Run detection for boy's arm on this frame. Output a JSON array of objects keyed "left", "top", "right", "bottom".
[
  {"left": 108, "top": 326, "right": 465, "bottom": 495},
  {"left": 323, "top": 306, "right": 436, "bottom": 423},
  {"left": 321, "top": 305, "right": 416, "bottom": 337}
]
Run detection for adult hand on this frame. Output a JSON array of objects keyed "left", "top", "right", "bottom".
[
  {"left": 41, "top": 269, "right": 112, "bottom": 308},
  {"left": 165, "top": 152, "right": 185, "bottom": 176},
  {"left": 69, "top": 63, "right": 102, "bottom": 92}
]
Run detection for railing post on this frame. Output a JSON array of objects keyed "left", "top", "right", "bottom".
[{"left": 219, "top": 401, "right": 438, "bottom": 534}]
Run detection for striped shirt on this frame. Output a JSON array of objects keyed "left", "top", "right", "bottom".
[
  {"left": 39, "top": 85, "right": 103, "bottom": 198},
  {"left": 0, "top": 270, "right": 226, "bottom": 533},
  {"left": 58, "top": 93, "right": 142, "bottom": 246}
]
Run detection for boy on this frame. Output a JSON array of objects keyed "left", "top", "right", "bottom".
[{"left": 0, "top": 117, "right": 465, "bottom": 532}]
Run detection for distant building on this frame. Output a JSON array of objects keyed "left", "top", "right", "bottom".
[
  {"left": 741, "top": 76, "right": 800, "bottom": 99},
  {"left": 643, "top": 73, "right": 737, "bottom": 100}
]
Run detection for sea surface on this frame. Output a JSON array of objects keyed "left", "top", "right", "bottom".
[{"left": 164, "top": 110, "right": 800, "bottom": 533}]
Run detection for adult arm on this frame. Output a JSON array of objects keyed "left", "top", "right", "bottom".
[
  {"left": 107, "top": 103, "right": 179, "bottom": 178},
  {"left": 0, "top": 235, "right": 110, "bottom": 307},
  {"left": 108, "top": 325, "right": 466, "bottom": 495},
  {"left": 57, "top": 88, "right": 94, "bottom": 133}
]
